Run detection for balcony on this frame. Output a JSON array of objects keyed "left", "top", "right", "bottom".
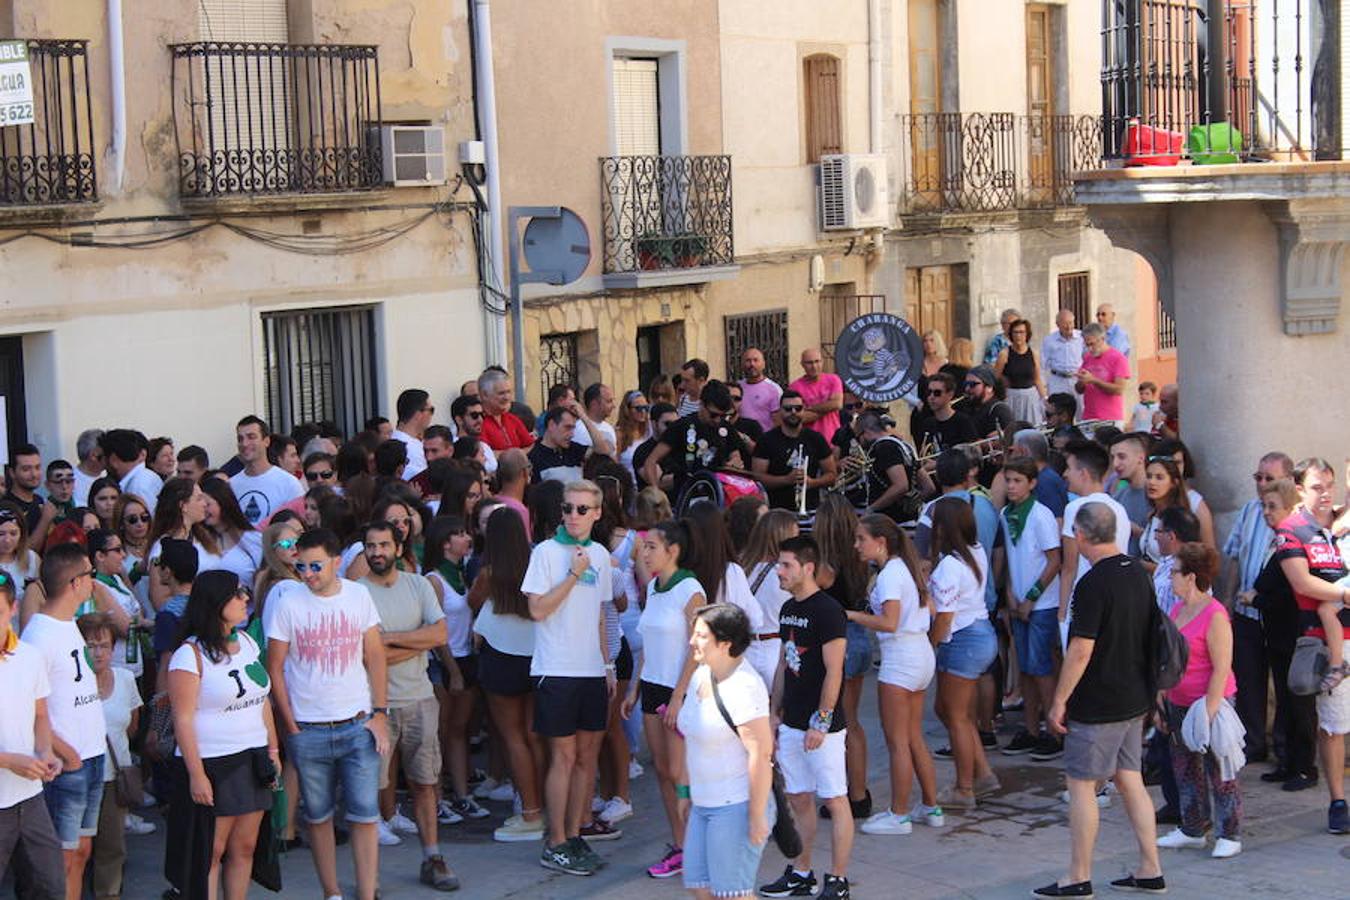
[
  {"left": 0, "top": 39, "right": 97, "bottom": 213},
  {"left": 1098, "top": 0, "right": 1345, "bottom": 166},
  {"left": 598, "top": 154, "right": 738, "bottom": 289},
  {"left": 897, "top": 113, "right": 1102, "bottom": 215},
  {"left": 169, "top": 42, "right": 383, "bottom": 201}
]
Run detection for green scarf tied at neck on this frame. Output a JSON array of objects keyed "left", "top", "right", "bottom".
[
  {"left": 554, "top": 526, "right": 593, "bottom": 547},
  {"left": 438, "top": 559, "right": 466, "bottom": 594},
  {"left": 1003, "top": 496, "right": 1036, "bottom": 545},
  {"left": 653, "top": 568, "right": 695, "bottom": 593}
]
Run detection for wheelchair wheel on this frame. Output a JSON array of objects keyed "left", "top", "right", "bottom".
[{"left": 675, "top": 470, "right": 724, "bottom": 516}]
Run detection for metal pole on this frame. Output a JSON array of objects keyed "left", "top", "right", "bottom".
[{"left": 508, "top": 208, "right": 526, "bottom": 401}]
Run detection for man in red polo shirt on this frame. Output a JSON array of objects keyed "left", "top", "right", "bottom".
[{"left": 478, "top": 369, "right": 535, "bottom": 452}]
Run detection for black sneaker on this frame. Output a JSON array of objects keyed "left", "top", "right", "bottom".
[
  {"left": 1002, "top": 729, "right": 1038, "bottom": 756},
  {"left": 934, "top": 745, "right": 955, "bottom": 759},
  {"left": 1029, "top": 734, "right": 1065, "bottom": 761},
  {"left": 1282, "top": 771, "right": 1319, "bottom": 792},
  {"left": 540, "top": 840, "right": 593, "bottom": 876},
  {"left": 759, "top": 865, "right": 816, "bottom": 897},
  {"left": 1154, "top": 804, "right": 1180, "bottom": 825},
  {"left": 1031, "top": 881, "right": 1093, "bottom": 898},
  {"left": 1329, "top": 799, "right": 1350, "bottom": 835},
  {"left": 1259, "top": 766, "right": 1292, "bottom": 783},
  {"left": 980, "top": 730, "right": 998, "bottom": 749},
  {"left": 1108, "top": 873, "right": 1166, "bottom": 893},
  {"left": 821, "top": 873, "right": 851, "bottom": 899}
]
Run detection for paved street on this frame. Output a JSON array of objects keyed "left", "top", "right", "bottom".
[{"left": 108, "top": 675, "right": 1350, "bottom": 899}]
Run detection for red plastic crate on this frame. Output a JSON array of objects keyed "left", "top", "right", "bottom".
[{"left": 1123, "top": 119, "right": 1185, "bottom": 166}]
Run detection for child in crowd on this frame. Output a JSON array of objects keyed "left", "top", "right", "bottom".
[{"left": 1129, "top": 381, "right": 1159, "bottom": 433}]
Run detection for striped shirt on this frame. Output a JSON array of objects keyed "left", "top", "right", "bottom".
[{"left": 1222, "top": 498, "right": 1273, "bottom": 593}]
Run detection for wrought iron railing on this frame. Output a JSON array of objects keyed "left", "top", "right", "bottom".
[
  {"left": 170, "top": 42, "right": 383, "bottom": 198},
  {"left": 599, "top": 154, "right": 734, "bottom": 274},
  {"left": 0, "top": 39, "right": 96, "bottom": 206},
  {"left": 1100, "top": 0, "right": 1344, "bottom": 164},
  {"left": 897, "top": 113, "right": 1102, "bottom": 214}
]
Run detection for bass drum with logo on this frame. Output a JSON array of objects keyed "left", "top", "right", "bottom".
[{"left": 674, "top": 470, "right": 766, "bottom": 517}]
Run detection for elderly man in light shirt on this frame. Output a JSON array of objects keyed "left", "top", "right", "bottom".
[
  {"left": 1096, "top": 304, "right": 1131, "bottom": 358},
  {"left": 1041, "top": 309, "right": 1085, "bottom": 399}
]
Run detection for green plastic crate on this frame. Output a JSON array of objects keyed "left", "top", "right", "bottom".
[{"left": 1188, "top": 123, "right": 1243, "bottom": 165}]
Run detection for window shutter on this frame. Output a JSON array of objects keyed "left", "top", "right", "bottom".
[
  {"left": 612, "top": 58, "right": 660, "bottom": 157},
  {"left": 804, "top": 54, "right": 842, "bottom": 163},
  {"left": 197, "top": 0, "right": 289, "bottom": 41}
]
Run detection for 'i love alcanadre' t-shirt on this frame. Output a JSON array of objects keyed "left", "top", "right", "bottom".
[
  {"left": 778, "top": 590, "right": 847, "bottom": 733},
  {"left": 170, "top": 632, "right": 271, "bottom": 759},
  {"left": 21, "top": 614, "right": 105, "bottom": 760}
]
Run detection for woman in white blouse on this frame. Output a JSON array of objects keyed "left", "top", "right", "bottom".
[{"left": 738, "top": 509, "right": 800, "bottom": 689}]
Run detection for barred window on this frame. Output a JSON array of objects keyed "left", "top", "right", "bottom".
[
  {"left": 262, "top": 305, "right": 379, "bottom": 437},
  {"left": 1157, "top": 299, "right": 1177, "bottom": 351},
  {"left": 725, "top": 310, "right": 789, "bottom": 387},
  {"left": 539, "top": 333, "right": 580, "bottom": 403},
  {"left": 1057, "top": 271, "right": 1090, "bottom": 327}
]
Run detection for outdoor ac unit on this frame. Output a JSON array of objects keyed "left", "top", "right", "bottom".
[
  {"left": 818, "top": 153, "right": 890, "bottom": 231},
  {"left": 378, "top": 125, "right": 447, "bottom": 186}
]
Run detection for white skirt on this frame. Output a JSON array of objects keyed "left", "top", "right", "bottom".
[
  {"left": 877, "top": 632, "right": 936, "bottom": 691},
  {"left": 1005, "top": 386, "right": 1044, "bottom": 425}
]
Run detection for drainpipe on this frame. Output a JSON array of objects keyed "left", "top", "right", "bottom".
[
  {"left": 472, "top": 0, "right": 508, "bottom": 367},
  {"left": 107, "top": 0, "right": 126, "bottom": 192},
  {"left": 868, "top": 0, "right": 883, "bottom": 155}
]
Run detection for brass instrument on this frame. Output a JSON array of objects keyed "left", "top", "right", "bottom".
[
  {"left": 916, "top": 418, "right": 1117, "bottom": 465},
  {"left": 830, "top": 440, "right": 872, "bottom": 496},
  {"left": 795, "top": 457, "right": 809, "bottom": 517}
]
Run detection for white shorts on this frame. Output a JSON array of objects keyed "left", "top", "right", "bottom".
[
  {"left": 776, "top": 725, "right": 848, "bottom": 799},
  {"left": 745, "top": 638, "right": 780, "bottom": 692},
  {"left": 1317, "top": 640, "right": 1350, "bottom": 736},
  {"left": 877, "top": 632, "right": 935, "bottom": 691}
]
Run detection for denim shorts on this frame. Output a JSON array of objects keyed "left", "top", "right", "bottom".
[
  {"left": 935, "top": 617, "right": 998, "bottom": 680},
  {"left": 844, "top": 620, "right": 872, "bottom": 679},
  {"left": 682, "top": 797, "right": 774, "bottom": 896},
  {"left": 1012, "top": 608, "right": 1059, "bottom": 678},
  {"left": 44, "top": 754, "right": 105, "bottom": 849},
  {"left": 287, "top": 716, "right": 382, "bottom": 825}
]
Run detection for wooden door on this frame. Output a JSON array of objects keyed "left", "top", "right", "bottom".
[
  {"left": 903, "top": 265, "right": 954, "bottom": 342},
  {"left": 1025, "top": 4, "right": 1055, "bottom": 204},
  {"left": 0, "top": 336, "right": 27, "bottom": 463},
  {"left": 907, "top": 0, "right": 942, "bottom": 211}
]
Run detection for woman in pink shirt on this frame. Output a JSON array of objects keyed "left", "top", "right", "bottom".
[{"left": 1158, "top": 543, "right": 1242, "bottom": 858}]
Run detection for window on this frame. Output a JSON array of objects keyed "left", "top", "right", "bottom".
[
  {"left": 1157, "top": 299, "right": 1177, "bottom": 351},
  {"left": 539, "top": 333, "right": 580, "bottom": 404},
  {"left": 262, "top": 305, "right": 379, "bottom": 437},
  {"left": 803, "top": 54, "right": 842, "bottom": 163},
  {"left": 197, "top": 0, "right": 289, "bottom": 40},
  {"left": 820, "top": 291, "right": 886, "bottom": 372},
  {"left": 1057, "top": 271, "right": 1091, "bottom": 327},
  {"left": 612, "top": 57, "right": 661, "bottom": 157},
  {"left": 724, "top": 310, "right": 789, "bottom": 387}
]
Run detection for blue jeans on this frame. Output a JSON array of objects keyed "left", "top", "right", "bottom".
[
  {"left": 287, "top": 717, "right": 382, "bottom": 825},
  {"left": 682, "top": 798, "right": 774, "bottom": 896},
  {"left": 844, "top": 620, "right": 872, "bottom": 678},
  {"left": 1011, "top": 609, "right": 1059, "bottom": 678},
  {"left": 43, "top": 754, "right": 104, "bottom": 850},
  {"left": 936, "top": 618, "right": 998, "bottom": 680}
]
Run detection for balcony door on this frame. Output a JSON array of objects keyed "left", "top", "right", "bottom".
[
  {"left": 907, "top": 0, "right": 943, "bottom": 211},
  {"left": 904, "top": 265, "right": 956, "bottom": 345},
  {"left": 1024, "top": 4, "right": 1057, "bottom": 205}
]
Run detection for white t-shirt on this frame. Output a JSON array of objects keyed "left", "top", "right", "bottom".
[
  {"left": 718, "top": 562, "right": 769, "bottom": 635},
  {"left": 0, "top": 550, "right": 40, "bottom": 591},
  {"left": 929, "top": 546, "right": 989, "bottom": 640},
  {"left": 638, "top": 573, "right": 704, "bottom": 688},
  {"left": 0, "top": 642, "right": 51, "bottom": 808},
  {"left": 21, "top": 614, "right": 106, "bottom": 760},
  {"left": 872, "top": 557, "right": 929, "bottom": 637},
  {"left": 230, "top": 465, "right": 304, "bottom": 527},
  {"left": 572, "top": 420, "right": 616, "bottom": 454},
  {"left": 392, "top": 429, "right": 428, "bottom": 481},
  {"left": 212, "top": 531, "right": 264, "bottom": 585},
  {"left": 169, "top": 633, "right": 270, "bottom": 759},
  {"left": 1062, "top": 493, "right": 1131, "bottom": 586},
  {"left": 745, "top": 561, "right": 790, "bottom": 633},
  {"left": 427, "top": 570, "right": 473, "bottom": 658},
  {"left": 521, "top": 537, "right": 612, "bottom": 677},
  {"left": 119, "top": 463, "right": 163, "bottom": 513},
  {"left": 267, "top": 580, "right": 381, "bottom": 722},
  {"left": 72, "top": 467, "right": 98, "bottom": 508},
  {"left": 676, "top": 662, "right": 770, "bottom": 807},
  {"left": 1001, "top": 502, "right": 1063, "bottom": 611},
  {"left": 100, "top": 667, "right": 142, "bottom": 782}
]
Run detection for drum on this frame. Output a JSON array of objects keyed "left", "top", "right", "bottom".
[{"left": 675, "top": 470, "right": 766, "bottom": 516}]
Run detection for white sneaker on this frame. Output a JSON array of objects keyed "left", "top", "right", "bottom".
[
  {"left": 472, "top": 776, "right": 500, "bottom": 800},
  {"left": 376, "top": 819, "right": 402, "bottom": 846},
  {"left": 493, "top": 814, "right": 545, "bottom": 843},
  {"left": 1058, "top": 786, "right": 1112, "bottom": 807},
  {"left": 436, "top": 800, "right": 463, "bottom": 825},
  {"left": 124, "top": 813, "right": 156, "bottom": 836},
  {"left": 912, "top": 803, "right": 945, "bottom": 828},
  {"left": 628, "top": 759, "right": 645, "bottom": 779},
  {"left": 860, "top": 810, "right": 913, "bottom": 835},
  {"left": 138, "top": 790, "right": 158, "bottom": 809},
  {"left": 1157, "top": 827, "right": 1207, "bottom": 850},
  {"left": 1211, "top": 837, "right": 1242, "bottom": 858},
  {"left": 591, "top": 794, "right": 606, "bottom": 814},
  {"left": 599, "top": 797, "right": 633, "bottom": 825},
  {"left": 487, "top": 779, "right": 515, "bottom": 802},
  {"left": 388, "top": 810, "right": 418, "bottom": 835}
]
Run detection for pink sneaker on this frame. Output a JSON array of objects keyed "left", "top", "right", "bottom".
[{"left": 646, "top": 844, "right": 683, "bottom": 878}]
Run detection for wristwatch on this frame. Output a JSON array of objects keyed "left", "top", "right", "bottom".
[{"left": 371, "top": 707, "right": 390, "bottom": 717}]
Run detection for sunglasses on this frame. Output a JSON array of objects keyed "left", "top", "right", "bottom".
[
  {"left": 963, "top": 381, "right": 982, "bottom": 389},
  {"left": 927, "top": 389, "right": 947, "bottom": 397},
  {"left": 100, "top": 545, "right": 125, "bottom": 555},
  {"left": 305, "top": 470, "right": 335, "bottom": 481},
  {"left": 843, "top": 402, "right": 862, "bottom": 411},
  {"left": 560, "top": 503, "right": 594, "bottom": 516},
  {"left": 122, "top": 513, "right": 151, "bottom": 525},
  {"left": 705, "top": 408, "right": 733, "bottom": 422},
  {"left": 465, "top": 410, "right": 484, "bottom": 419},
  {"left": 781, "top": 405, "right": 804, "bottom": 414},
  {"left": 293, "top": 561, "right": 326, "bottom": 574},
  {"left": 631, "top": 404, "right": 651, "bottom": 413},
  {"left": 273, "top": 538, "right": 298, "bottom": 551},
  {"left": 422, "top": 405, "right": 436, "bottom": 415},
  {"left": 729, "top": 395, "right": 743, "bottom": 403}
]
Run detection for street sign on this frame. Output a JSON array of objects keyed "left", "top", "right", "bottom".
[
  {"left": 0, "top": 40, "right": 34, "bottom": 127},
  {"left": 834, "top": 313, "right": 923, "bottom": 403}
]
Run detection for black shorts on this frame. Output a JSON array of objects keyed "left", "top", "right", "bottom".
[
  {"left": 640, "top": 680, "right": 675, "bottom": 716},
  {"left": 478, "top": 642, "right": 532, "bottom": 696},
  {"left": 192, "top": 750, "right": 271, "bottom": 817},
  {"left": 428, "top": 653, "right": 478, "bottom": 691},
  {"left": 533, "top": 676, "right": 608, "bottom": 737},
  {"left": 615, "top": 638, "right": 634, "bottom": 682}
]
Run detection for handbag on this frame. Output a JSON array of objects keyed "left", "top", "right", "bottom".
[
  {"left": 709, "top": 672, "right": 803, "bottom": 859},
  {"left": 1288, "top": 635, "right": 1330, "bottom": 696},
  {"left": 147, "top": 640, "right": 204, "bottom": 760},
  {"left": 106, "top": 736, "right": 145, "bottom": 808}
]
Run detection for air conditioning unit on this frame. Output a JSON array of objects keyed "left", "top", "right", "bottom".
[
  {"left": 377, "top": 125, "right": 447, "bottom": 186},
  {"left": 818, "top": 153, "right": 890, "bottom": 231}
]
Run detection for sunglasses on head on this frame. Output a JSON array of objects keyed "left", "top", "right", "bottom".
[
  {"left": 122, "top": 513, "right": 151, "bottom": 525},
  {"left": 560, "top": 503, "right": 593, "bottom": 516},
  {"left": 0, "top": 509, "right": 16, "bottom": 523},
  {"left": 293, "top": 561, "right": 326, "bottom": 574},
  {"left": 305, "top": 469, "right": 335, "bottom": 481}
]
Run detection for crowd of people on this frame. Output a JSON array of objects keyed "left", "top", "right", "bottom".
[{"left": 0, "top": 338, "right": 1346, "bottom": 900}]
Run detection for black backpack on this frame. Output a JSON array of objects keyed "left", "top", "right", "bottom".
[{"left": 1148, "top": 602, "right": 1189, "bottom": 692}]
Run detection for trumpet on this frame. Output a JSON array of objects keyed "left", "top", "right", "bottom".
[
  {"left": 917, "top": 434, "right": 1005, "bottom": 465},
  {"left": 796, "top": 458, "right": 809, "bottom": 517}
]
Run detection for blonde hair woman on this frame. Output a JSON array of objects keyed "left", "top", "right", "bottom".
[{"left": 922, "top": 331, "right": 949, "bottom": 377}]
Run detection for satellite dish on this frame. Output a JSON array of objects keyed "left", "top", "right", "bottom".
[{"left": 523, "top": 207, "right": 590, "bottom": 285}]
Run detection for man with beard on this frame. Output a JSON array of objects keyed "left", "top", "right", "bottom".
[
  {"left": 751, "top": 390, "right": 837, "bottom": 512},
  {"left": 451, "top": 394, "right": 498, "bottom": 474},
  {"left": 642, "top": 381, "right": 750, "bottom": 499},
  {"left": 849, "top": 410, "right": 928, "bottom": 522}
]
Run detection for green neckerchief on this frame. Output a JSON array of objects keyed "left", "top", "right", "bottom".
[
  {"left": 653, "top": 568, "right": 695, "bottom": 593},
  {"left": 95, "top": 572, "right": 130, "bottom": 595},
  {"left": 438, "top": 559, "right": 466, "bottom": 594},
  {"left": 554, "top": 526, "right": 593, "bottom": 547},
  {"left": 1003, "top": 496, "right": 1036, "bottom": 545}
]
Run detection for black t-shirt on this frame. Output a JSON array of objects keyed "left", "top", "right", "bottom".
[
  {"left": 527, "top": 441, "right": 587, "bottom": 484},
  {"left": 5, "top": 491, "right": 45, "bottom": 534},
  {"left": 860, "top": 435, "right": 919, "bottom": 520},
  {"left": 971, "top": 399, "right": 1014, "bottom": 439},
  {"left": 1254, "top": 553, "right": 1299, "bottom": 653},
  {"left": 914, "top": 411, "right": 978, "bottom": 454},
  {"left": 734, "top": 418, "right": 764, "bottom": 446},
  {"left": 632, "top": 437, "right": 667, "bottom": 491},
  {"left": 1066, "top": 554, "right": 1155, "bottom": 724},
  {"left": 657, "top": 413, "right": 749, "bottom": 495},
  {"left": 752, "top": 427, "right": 832, "bottom": 511},
  {"left": 778, "top": 590, "right": 848, "bottom": 732}
]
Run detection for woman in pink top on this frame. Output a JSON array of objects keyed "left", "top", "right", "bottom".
[{"left": 1158, "top": 543, "right": 1242, "bottom": 858}]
